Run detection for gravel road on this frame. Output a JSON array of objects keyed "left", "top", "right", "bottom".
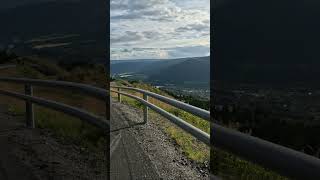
[
  {"left": 110, "top": 101, "right": 160, "bottom": 179},
  {"left": 111, "top": 100, "right": 210, "bottom": 180}
]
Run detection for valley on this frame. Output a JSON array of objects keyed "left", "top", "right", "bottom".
[{"left": 111, "top": 56, "right": 210, "bottom": 99}]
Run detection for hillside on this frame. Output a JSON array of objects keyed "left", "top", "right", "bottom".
[
  {"left": 148, "top": 57, "right": 209, "bottom": 86},
  {"left": 0, "top": 0, "right": 106, "bottom": 63},
  {"left": 111, "top": 56, "right": 210, "bottom": 87},
  {"left": 110, "top": 58, "right": 189, "bottom": 75},
  {"left": 110, "top": 60, "right": 156, "bottom": 75}
]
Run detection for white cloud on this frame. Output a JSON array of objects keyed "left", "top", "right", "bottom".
[
  {"left": 111, "top": 0, "right": 210, "bottom": 60},
  {"left": 111, "top": 31, "right": 144, "bottom": 44}
]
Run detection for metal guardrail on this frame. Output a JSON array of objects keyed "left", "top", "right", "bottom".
[
  {"left": 110, "top": 86, "right": 210, "bottom": 146},
  {"left": 111, "top": 85, "right": 320, "bottom": 179},
  {"left": 0, "top": 77, "right": 108, "bottom": 99},
  {"left": 0, "top": 77, "right": 109, "bottom": 130},
  {"left": 111, "top": 86, "right": 210, "bottom": 120},
  {"left": 213, "top": 123, "right": 320, "bottom": 179}
]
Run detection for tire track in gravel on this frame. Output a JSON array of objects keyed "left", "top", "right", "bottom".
[{"left": 110, "top": 101, "right": 160, "bottom": 180}]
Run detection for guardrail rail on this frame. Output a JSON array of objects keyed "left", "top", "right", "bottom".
[
  {"left": 111, "top": 86, "right": 210, "bottom": 145},
  {"left": 0, "top": 77, "right": 109, "bottom": 130}
]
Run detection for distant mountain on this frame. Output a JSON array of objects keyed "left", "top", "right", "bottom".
[
  {"left": 111, "top": 58, "right": 180, "bottom": 75},
  {"left": 110, "top": 57, "right": 201, "bottom": 74},
  {"left": 148, "top": 57, "right": 209, "bottom": 84},
  {"left": 111, "top": 56, "right": 210, "bottom": 87},
  {"left": 138, "top": 57, "right": 193, "bottom": 76},
  {"left": 0, "top": 0, "right": 106, "bottom": 63},
  {"left": 110, "top": 61, "right": 156, "bottom": 75}
]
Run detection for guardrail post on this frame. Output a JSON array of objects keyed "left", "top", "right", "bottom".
[
  {"left": 117, "top": 87, "right": 121, "bottom": 102},
  {"left": 143, "top": 93, "right": 148, "bottom": 123},
  {"left": 25, "top": 84, "right": 35, "bottom": 128}
]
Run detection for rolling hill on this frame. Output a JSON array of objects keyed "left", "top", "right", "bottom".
[
  {"left": 0, "top": 0, "right": 106, "bottom": 63},
  {"left": 111, "top": 56, "right": 210, "bottom": 87}
]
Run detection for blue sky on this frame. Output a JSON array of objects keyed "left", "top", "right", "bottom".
[{"left": 110, "top": 0, "right": 210, "bottom": 60}]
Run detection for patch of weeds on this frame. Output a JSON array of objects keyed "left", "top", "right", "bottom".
[
  {"left": 16, "top": 65, "right": 44, "bottom": 79},
  {"left": 120, "top": 96, "right": 144, "bottom": 109},
  {"left": 7, "top": 104, "right": 25, "bottom": 116},
  {"left": 213, "top": 148, "right": 287, "bottom": 180},
  {"left": 164, "top": 122, "right": 209, "bottom": 163},
  {"left": 34, "top": 106, "right": 106, "bottom": 152},
  {"left": 168, "top": 108, "right": 210, "bottom": 133}
]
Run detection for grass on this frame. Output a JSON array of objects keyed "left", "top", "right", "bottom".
[
  {"left": 7, "top": 103, "right": 25, "bottom": 116},
  {"left": 0, "top": 58, "right": 107, "bottom": 153},
  {"left": 165, "top": 121, "right": 209, "bottom": 162},
  {"left": 6, "top": 96, "right": 106, "bottom": 152},
  {"left": 34, "top": 106, "right": 106, "bottom": 151},
  {"left": 212, "top": 148, "right": 287, "bottom": 180}
]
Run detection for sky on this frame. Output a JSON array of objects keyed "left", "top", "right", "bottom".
[{"left": 110, "top": 0, "right": 210, "bottom": 60}]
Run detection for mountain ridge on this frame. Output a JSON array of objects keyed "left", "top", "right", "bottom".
[
  {"left": 0, "top": 0, "right": 106, "bottom": 63},
  {"left": 111, "top": 56, "right": 210, "bottom": 87}
]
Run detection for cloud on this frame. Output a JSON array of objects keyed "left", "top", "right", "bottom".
[
  {"left": 175, "top": 23, "right": 209, "bottom": 33},
  {"left": 111, "top": 45, "right": 210, "bottom": 60},
  {"left": 141, "top": 31, "right": 162, "bottom": 39},
  {"left": 111, "top": 31, "right": 143, "bottom": 44},
  {"left": 111, "top": 0, "right": 181, "bottom": 22},
  {"left": 111, "top": 0, "right": 210, "bottom": 60},
  {"left": 111, "top": 0, "right": 170, "bottom": 11},
  {"left": 167, "top": 45, "right": 210, "bottom": 58},
  {"left": 111, "top": 47, "right": 169, "bottom": 60}
]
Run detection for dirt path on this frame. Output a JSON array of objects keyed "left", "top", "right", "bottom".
[
  {"left": 110, "top": 101, "right": 159, "bottom": 179},
  {"left": 111, "top": 100, "right": 210, "bottom": 180}
]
